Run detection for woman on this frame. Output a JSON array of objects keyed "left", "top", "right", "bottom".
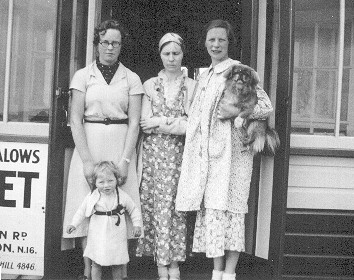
[
  {"left": 175, "top": 20, "right": 273, "bottom": 280},
  {"left": 62, "top": 19, "right": 143, "bottom": 280},
  {"left": 136, "top": 33, "right": 196, "bottom": 280}
]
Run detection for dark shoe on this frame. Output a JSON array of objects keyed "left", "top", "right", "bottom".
[{"left": 77, "top": 275, "right": 88, "bottom": 280}]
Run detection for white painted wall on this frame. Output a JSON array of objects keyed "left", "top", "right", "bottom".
[{"left": 288, "top": 156, "right": 354, "bottom": 210}]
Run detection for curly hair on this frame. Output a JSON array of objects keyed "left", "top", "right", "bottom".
[
  {"left": 91, "top": 161, "right": 123, "bottom": 191},
  {"left": 93, "top": 19, "right": 129, "bottom": 46}
]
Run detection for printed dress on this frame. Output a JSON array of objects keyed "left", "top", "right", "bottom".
[{"left": 136, "top": 71, "right": 195, "bottom": 265}]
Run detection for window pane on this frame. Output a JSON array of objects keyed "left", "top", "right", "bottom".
[
  {"left": 0, "top": 1, "right": 9, "bottom": 121},
  {"left": 292, "top": 0, "right": 340, "bottom": 135},
  {"left": 8, "top": 0, "right": 56, "bottom": 123},
  {"left": 317, "top": 27, "right": 338, "bottom": 67}
]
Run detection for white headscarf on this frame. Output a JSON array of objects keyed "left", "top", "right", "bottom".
[{"left": 158, "top": 32, "right": 183, "bottom": 52}]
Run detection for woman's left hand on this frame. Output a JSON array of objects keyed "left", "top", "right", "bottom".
[
  {"left": 117, "top": 160, "right": 129, "bottom": 185},
  {"left": 140, "top": 117, "right": 160, "bottom": 132},
  {"left": 217, "top": 98, "right": 241, "bottom": 120}
]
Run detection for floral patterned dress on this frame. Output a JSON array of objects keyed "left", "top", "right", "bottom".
[{"left": 136, "top": 73, "right": 189, "bottom": 265}]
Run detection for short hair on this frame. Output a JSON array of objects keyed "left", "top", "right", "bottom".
[
  {"left": 93, "top": 20, "right": 129, "bottom": 46},
  {"left": 91, "top": 161, "right": 122, "bottom": 191},
  {"left": 199, "top": 19, "right": 236, "bottom": 46}
]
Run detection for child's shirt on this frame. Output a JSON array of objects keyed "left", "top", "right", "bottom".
[{"left": 71, "top": 188, "right": 142, "bottom": 229}]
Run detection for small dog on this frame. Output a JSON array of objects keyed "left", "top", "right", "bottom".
[{"left": 221, "top": 64, "right": 280, "bottom": 155}]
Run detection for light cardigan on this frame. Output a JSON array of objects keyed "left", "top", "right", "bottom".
[
  {"left": 70, "top": 188, "right": 142, "bottom": 229},
  {"left": 175, "top": 59, "right": 273, "bottom": 213},
  {"left": 140, "top": 70, "right": 197, "bottom": 135}
]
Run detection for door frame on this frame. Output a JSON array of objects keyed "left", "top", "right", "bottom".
[
  {"left": 44, "top": 0, "right": 73, "bottom": 277},
  {"left": 268, "top": 0, "right": 294, "bottom": 278}
]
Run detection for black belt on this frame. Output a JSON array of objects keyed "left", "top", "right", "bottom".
[
  {"left": 84, "top": 118, "right": 128, "bottom": 125},
  {"left": 94, "top": 205, "right": 125, "bottom": 226},
  {"left": 95, "top": 209, "right": 120, "bottom": 216}
]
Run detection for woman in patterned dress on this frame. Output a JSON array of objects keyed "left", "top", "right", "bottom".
[
  {"left": 136, "top": 33, "right": 196, "bottom": 280},
  {"left": 175, "top": 20, "right": 274, "bottom": 280}
]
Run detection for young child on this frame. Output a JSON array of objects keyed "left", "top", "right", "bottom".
[{"left": 67, "top": 161, "right": 142, "bottom": 280}]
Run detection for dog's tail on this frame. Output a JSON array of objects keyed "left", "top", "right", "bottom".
[
  {"left": 250, "top": 127, "right": 280, "bottom": 156},
  {"left": 263, "top": 128, "right": 280, "bottom": 156}
]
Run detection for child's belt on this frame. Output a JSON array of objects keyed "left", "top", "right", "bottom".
[
  {"left": 94, "top": 205, "right": 125, "bottom": 226},
  {"left": 94, "top": 209, "right": 121, "bottom": 216}
]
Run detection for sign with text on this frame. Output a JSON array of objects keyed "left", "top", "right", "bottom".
[{"left": 0, "top": 142, "right": 48, "bottom": 276}]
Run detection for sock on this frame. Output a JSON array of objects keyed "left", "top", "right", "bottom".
[
  {"left": 169, "top": 267, "right": 180, "bottom": 280},
  {"left": 158, "top": 266, "right": 168, "bottom": 280},
  {"left": 221, "top": 272, "right": 236, "bottom": 280},
  {"left": 212, "top": 269, "right": 224, "bottom": 280}
]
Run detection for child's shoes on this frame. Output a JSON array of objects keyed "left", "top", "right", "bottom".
[
  {"left": 168, "top": 267, "right": 180, "bottom": 280},
  {"left": 211, "top": 270, "right": 223, "bottom": 280}
]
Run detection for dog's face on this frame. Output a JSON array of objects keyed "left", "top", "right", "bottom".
[{"left": 223, "top": 64, "right": 259, "bottom": 108}]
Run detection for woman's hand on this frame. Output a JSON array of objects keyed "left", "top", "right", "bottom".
[
  {"left": 83, "top": 160, "right": 95, "bottom": 190},
  {"left": 217, "top": 98, "right": 241, "bottom": 120},
  {"left": 66, "top": 225, "right": 76, "bottom": 234},
  {"left": 140, "top": 117, "right": 160, "bottom": 132},
  {"left": 117, "top": 160, "right": 129, "bottom": 185},
  {"left": 132, "top": 226, "right": 142, "bottom": 237}
]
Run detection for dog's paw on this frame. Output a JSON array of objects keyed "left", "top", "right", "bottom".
[{"left": 234, "top": 117, "right": 244, "bottom": 128}]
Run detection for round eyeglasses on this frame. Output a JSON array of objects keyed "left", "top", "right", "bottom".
[{"left": 99, "top": 41, "right": 121, "bottom": 48}]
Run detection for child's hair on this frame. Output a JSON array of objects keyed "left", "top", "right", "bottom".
[{"left": 91, "top": 161, "right": 123, "bottom": 191}]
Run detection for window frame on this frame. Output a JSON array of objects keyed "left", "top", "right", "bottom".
[
  {"left": 0, "top": 0, "right": 56, "bottom": 137},
  {"left": 290, "top": 0, "right": 354, "bottom": 151}
]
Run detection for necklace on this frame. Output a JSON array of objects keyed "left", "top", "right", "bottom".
[{"left": 154, "top": 74, "right": 187, "bottom": 113}]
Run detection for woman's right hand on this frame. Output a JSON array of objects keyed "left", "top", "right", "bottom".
[
  {"left": 83, "top": 160, "right": 95, "bottom": 190},
  {"left": 140, "top": 117, "right": 160, "bottom": 132},
  {"left": 217, "top": 98, "right": 241, "bottom": 119},
  {"left": 66, "top": 225, "right": 76, "bottom": 234}
]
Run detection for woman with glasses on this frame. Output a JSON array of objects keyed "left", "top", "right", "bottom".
[
  {"left": 62, "top": 19, "right": 143, "bottom": 280},
  {"left": 176, "top": 20, "right": 273, "bottom": 280}
]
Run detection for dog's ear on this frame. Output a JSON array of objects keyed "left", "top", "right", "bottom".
[
  {"left": 249, "top": 69, "right": 260, "bottom": 86},
  {"left": 223, "top": 65, "right": 238, "bottom": 80},
  {"left": 224, "top": 64, "right": 240, "bottom": 80},
  {"left": 240, "top": 64, "right": 260, "bottom": 87}
]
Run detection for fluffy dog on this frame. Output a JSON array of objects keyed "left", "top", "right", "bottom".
[{"left": 221, "top": 64, "right": 280, "bottom": 155}]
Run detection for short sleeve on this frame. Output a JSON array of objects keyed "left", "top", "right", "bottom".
[
  {"left": 69, "top": 67, "right": 88, "bottom": 93},
  {"left": 127, "top": 72, "right": 144, "bottom": 96}
]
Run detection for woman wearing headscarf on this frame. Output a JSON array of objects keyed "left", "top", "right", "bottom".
[{"left": 136, "top": 33, "right": 197, "bottom": 280}]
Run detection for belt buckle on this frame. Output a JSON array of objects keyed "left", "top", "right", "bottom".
[
  {"left": 108, "top": 210, "right": 113, "bottom": 216},
  {"left": 104, "top": 118, "right": 111, "bottom": 125}
]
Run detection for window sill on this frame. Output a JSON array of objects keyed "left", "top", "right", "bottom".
[
  {"left": 0, "top": 122, "right": 49, "bottom": 138},
  {"left": 290, "top": 134, "right": 354, "bottom": 157}
]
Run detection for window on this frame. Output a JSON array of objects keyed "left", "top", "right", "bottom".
[
  {"left": 0, "top": 0, "right": 57, "bottom": 136},
  {"left": 291, "top": 0, "right": 354, "bottom": 149}
]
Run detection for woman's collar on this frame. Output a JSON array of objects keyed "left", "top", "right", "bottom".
[
  {"left": 158, "top": 69, "right": 186, "bottom": 82},
  {"left": 211, "top": 58, "right": 241, "bottom": 74}
]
